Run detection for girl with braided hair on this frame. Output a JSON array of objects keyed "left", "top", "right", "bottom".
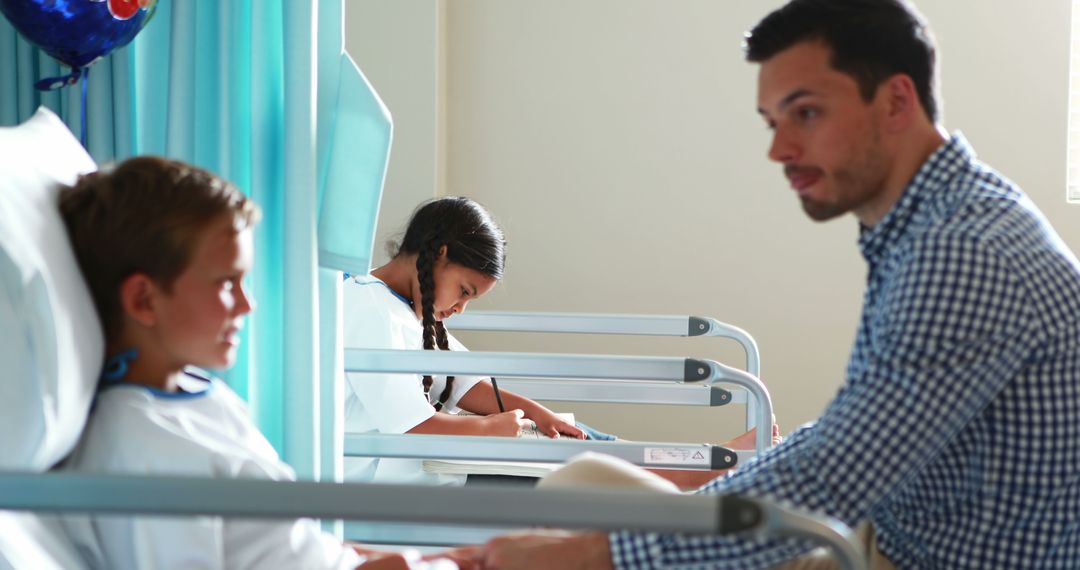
[{"left": 343, "top": 196, "right": 585, "bottom": 485}]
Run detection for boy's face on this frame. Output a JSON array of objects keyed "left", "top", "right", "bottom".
[{"left": 154, "top": 216, "right": 254, "bottom": 370}]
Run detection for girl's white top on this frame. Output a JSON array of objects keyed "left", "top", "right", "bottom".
[{"left": 342, "top": 274, "right": 485, "bottom": 485}]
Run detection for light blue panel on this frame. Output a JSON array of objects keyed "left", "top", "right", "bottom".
[
  {"left": 214, "top": 0, "right": 235, "bottom": 181},
  {"left": 249, "top": 0, "right": 287, "bottom": 453},
  {"left": 36, "top": 55, "right": 61, "bottom": 118},
  {"left": 0, "top": 18, "right": 16, "bottom": 125},
  {"left": 218, "top": 0, "right": 254, "bottom": 190},
  {"left": 317, "top": 269, "right": 344, "bottom": 479},
  {"left": 224, "top": 0, "right": 255, "bottom": 199},
  {"left": 131, "top": 0, "right": 172, "bottom": 156},
  {"left": 110, "top": 44, "right": 132, "bottom": 158},
  {"left": 165, "top": 0, "right": 195, "bottom": 161},
  {"left": 230, "top": 0, "right": 254, "bottom": 192},
  {"left": 86, "top": 62, "right": 115, "bottom": 163},
  {"left": 315, "top": 0, "right": 342, "bottom": 203},
  {"left": 282, "top": 0, "right": 320, "bottom": 480},
  {"left": 317, "top": 268, "right": 344, "bottom": 539},
  {"left": 110, "top": 49, "right": 133, "bottom": 161},
  {"left": 314, "top": 49, "right": 391, "bottom": 494},
  {"left": 316, "top": 0, "right": 344, "bottom": 508},
  {"left": 62, "top": 72, "right": 79, "bottom": 136},
  {"left": 15, "top": 34, "right": 34, "bottom": 121},
  {"left": 317, "top": 53, "right": 392, "bottom": 276},
  {"left": 190, "top": 0, "right": 220, "bottom": 173}
]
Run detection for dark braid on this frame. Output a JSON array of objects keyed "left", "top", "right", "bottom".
[
  {"left": 434, "top": 321, "right": 454, "bottom": 406},
  {"left": 415, "top": 237, "right": 452, "bottom": 410},
  {"left": 394, "top": 197, "right": 506, "bottom": 412}
]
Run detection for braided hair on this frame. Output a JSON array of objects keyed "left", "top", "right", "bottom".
[{"left": 395, "top": 197, "right": 505, "bottom": 410}]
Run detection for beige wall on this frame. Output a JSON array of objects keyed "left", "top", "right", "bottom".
[{"left": 347, "top": 1, "right": 1078, "bottom": 444}]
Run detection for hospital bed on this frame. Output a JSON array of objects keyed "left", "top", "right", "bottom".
[
  {"left": 0, "top": 107, "right": 865, "bottom": 570},
  {"left": 342, "top": 260, "right": 772, "bottom": 547},
  {"left": 342, "top": 348, "right": 770, "bottom": 545},
  {"left": 343, "top": 269, "right": 771, "bottom": 476},
  {"left": 336, "top": 211, "right": 774, "bottom": 543},
  {"left": 341, "top": 287, "right": 773, "bottom": 545},
  {"left": 345, "top": 348, "right": 771, "bottom": 468}
]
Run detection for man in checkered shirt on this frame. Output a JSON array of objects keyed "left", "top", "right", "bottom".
[{"left": 470, "top": 0, "right": 1080, "bottom": 568}]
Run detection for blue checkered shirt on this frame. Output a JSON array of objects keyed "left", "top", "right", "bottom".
[{"left": 610, "top": 134, "right": 1080, "bottom": 568}]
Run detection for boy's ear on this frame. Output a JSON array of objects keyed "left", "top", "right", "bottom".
[{"left": 119, "top": 273, "right": 160, "bottom": 328}]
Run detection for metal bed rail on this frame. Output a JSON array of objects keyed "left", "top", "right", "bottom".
[
  {"left": 0, "top": 471, "right": 866, "bottom": 570},
  {"left": 345, "top": 348, "right": 773, "bottom": 454},
  {"left": 446, "top": 312, "right": 760, "bottom": 376},
  {"left": 446, "top": 312, "right": 762, "bottom": 430},
  {"left": 345, "top": 433, "right": 751, "bottom": 470}
]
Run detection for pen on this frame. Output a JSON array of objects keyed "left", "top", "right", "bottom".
[{"left": 491, "top": 377, "right": 506, "bottom": 413}]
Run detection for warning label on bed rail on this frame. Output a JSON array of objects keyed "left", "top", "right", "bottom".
[{"left": 644, "top": 447, "right": 710, "bottom": 466}]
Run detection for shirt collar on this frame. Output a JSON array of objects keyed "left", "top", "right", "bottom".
[
  {"left": 858, "top": 132, "right": 975, "bottom": 265},
  {"left": 98, "top": 369, "right": 214, "bottom": 400},
  {"left": 353, "top": 273, "right": 414, "bottom": 309}
]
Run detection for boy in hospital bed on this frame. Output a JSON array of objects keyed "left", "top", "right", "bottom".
[{"left": 55, "top": 156, "right": 456, "bottom": 570}]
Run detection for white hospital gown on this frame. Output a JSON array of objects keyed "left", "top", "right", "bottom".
[
  {"left": 59, "top": 372, "right": 364, "bottom": 570},
  {"left": 342, "top": 274, "right": 485, "bottom": 485}
]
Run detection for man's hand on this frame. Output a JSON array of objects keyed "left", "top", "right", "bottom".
[{"left": 480, "top": 530, "right": 614, "bottom": 570}]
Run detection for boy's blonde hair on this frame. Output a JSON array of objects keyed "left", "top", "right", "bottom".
[{"left": 58, "top": 156, "right": 261, "bottom": 343}]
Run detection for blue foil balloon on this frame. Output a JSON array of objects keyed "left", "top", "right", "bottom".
[{"left": 0, "top": 0, "right": 156, "bottom": 73}]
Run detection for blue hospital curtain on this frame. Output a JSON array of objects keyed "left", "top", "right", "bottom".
[{"left": 0, "top": 0, "right": 392, "bottom": 483}]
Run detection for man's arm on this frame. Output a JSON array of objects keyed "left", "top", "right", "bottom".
[{"left": 609, "top": 237, "right": 1035, "bottom": 568}]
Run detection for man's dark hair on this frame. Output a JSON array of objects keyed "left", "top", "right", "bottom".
[{"left": 744, "top": 0, "right": 939, "bottom": 122}]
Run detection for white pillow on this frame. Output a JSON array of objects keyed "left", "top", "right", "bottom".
[{"left": 0, "top": 107, "right": 101, "bottom": 471}]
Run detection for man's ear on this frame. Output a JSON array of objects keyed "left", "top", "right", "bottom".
[
  {"left": 119, "top": 273, "right": 160, "bottom": 328},
  {"left": 880, "top": 73, "right": 920, "bottom": 133}
]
